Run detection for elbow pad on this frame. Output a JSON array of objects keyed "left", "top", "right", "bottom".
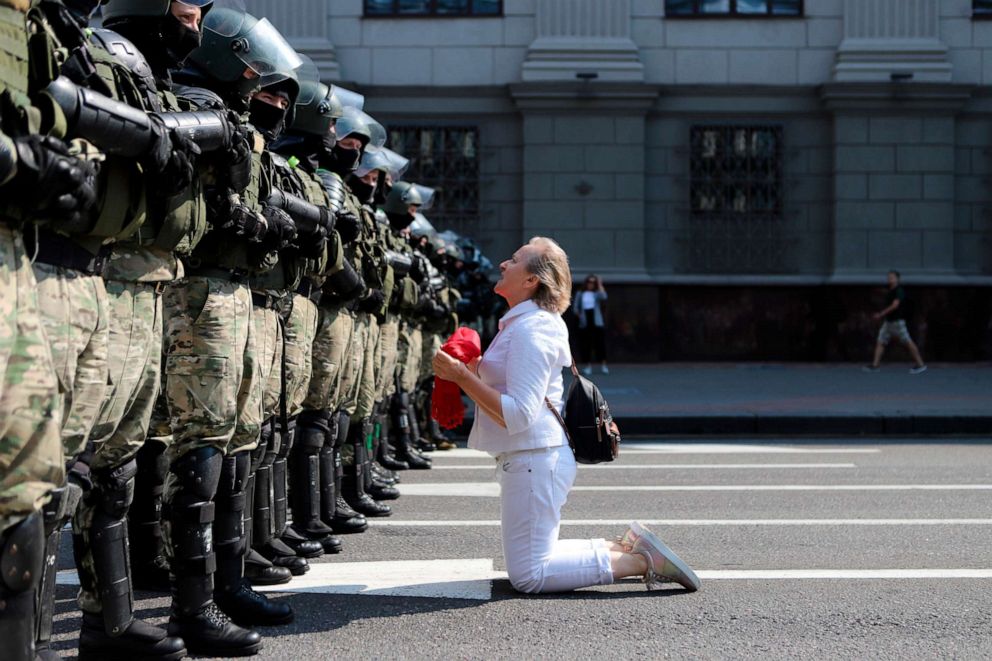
[{"left": 326, "top": 261, "right": 365, "bottom": 300}]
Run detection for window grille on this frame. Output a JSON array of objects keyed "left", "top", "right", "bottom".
[
  {"left": 364, "top": 0, "right": 502, "bottom": 17},
  {"left": 682, "top": 125, "right": 792, "bottom": 273},
  {"left": 666, "top": 0, "right": 802, "bottom": 17},
  {"left": 388, "top": 126, "right": 481, "bottom": 235}
]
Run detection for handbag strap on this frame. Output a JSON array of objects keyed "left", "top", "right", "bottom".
[
  {"left": 544, "top": 397, "right": 572, "bottom": 444},
  {"left": 569, "top": 357, "right": 579, "bottom": 378}
]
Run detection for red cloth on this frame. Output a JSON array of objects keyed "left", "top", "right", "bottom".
[{"left": 432, "top": 327, "right": 482, "bottom": 430}]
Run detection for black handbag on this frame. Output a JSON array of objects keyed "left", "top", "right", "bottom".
[{"left": 545, "top": 361, "right": 620, "bottom": 464}]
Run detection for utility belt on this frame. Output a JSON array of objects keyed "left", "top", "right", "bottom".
[
  {"left": 181, "top": 262, "right": 251, "bottom": 284},
  {"left": 250, "top": 290, "right": 292, "bottom": 316},
  {"left": 295, "top": 279, "right": 322, "bottom": 306},
  {"left": 24, "top": 229, "right": 109, "bottom": 276}
]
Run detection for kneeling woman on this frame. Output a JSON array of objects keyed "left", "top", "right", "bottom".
[{"left": 433, "top": 237, "right": 699, "bottom": 594}]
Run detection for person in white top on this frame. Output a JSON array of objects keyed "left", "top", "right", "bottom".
[{"left": 433, "top": 237, "right": 699, "bottom": 594}]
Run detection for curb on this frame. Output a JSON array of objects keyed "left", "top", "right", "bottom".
[{"left": 614, "top": 415, "right": 992, "bottom": 436}]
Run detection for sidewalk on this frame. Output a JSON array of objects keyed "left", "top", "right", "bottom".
[{"left": 570, "top": 363, "right": 992, "bottom": 436}]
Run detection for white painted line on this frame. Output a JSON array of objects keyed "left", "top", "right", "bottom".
[
  {"left": 572, "top": 484, "right": 992, "bottom": 492},
  {"left": 430, "top": 463, "right": 858, "bottom": 470},
  {"left": 374, "top": 519, "right": 992, "bottom": 527},
  {"left": 620, "top": 445, "right": 881, "bottom": 455},
  {"left": 59, "top": 560, "right": 504, "bottom": 601},
  {"left": 397, "top": 482, "right": 992, "bottom": 497},
  {"left": 427, "top": 448, "right": 491, "bottom": 459},
  {"left": 697, "top": 569, "right": 992, "bottom": 580},
  {"left": 397, "top": 482, "right": 500, "bottom": 497}
]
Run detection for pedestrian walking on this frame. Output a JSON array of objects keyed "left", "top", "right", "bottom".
[
  {"left": 864, "top": 270, "right": 927, "bottom": 374},
  {"left": 572, "top": 274, "right": 609, "bottom": 375},
  {"left": 433, "top": 237, "right": 699, "bottom": 594}
]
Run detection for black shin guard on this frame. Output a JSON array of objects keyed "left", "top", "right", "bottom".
[
  {"left": 36, "top": 484, "right": 80, "bottom": 653},
  {"left": 1, "top": 511, "right": 45, "bottom": 661},
  {"left": 129, "top": 440, "right": 169, "bottom": 590}
]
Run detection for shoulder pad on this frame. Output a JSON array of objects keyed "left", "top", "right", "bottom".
[
  {"left": 317, "top": 170, "right": 346, "bottom": 215},
  {"left": 173, "top": 84, "right": 226, "bottom": 111},
  {"left": 88, "top": 29, "right": 156, "bottom": 87}
]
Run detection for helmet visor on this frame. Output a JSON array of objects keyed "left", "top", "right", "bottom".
[
  {"left": 410, "top": 184, "right": 436, "bottom": 211},
  {"left": 293, "top": 55, "right": 321, "bottom": 107},
  {"left": 354, "top": 149, "right": 392, "bottom": 178},
  {"left": 380, "top": 148, "right": 410, "bottom": 181},
  {"left": 336, "top": 106, "right": 387, "bottom": 152},
  {"left": 330, "top": 85, "right": 365, "bottom": 112}
]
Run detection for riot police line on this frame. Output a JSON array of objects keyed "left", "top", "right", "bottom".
[{"left": 0, "top": 1, "right": 503, "bottom": 658}]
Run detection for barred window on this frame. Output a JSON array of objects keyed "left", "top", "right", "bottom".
[
  {"left": 388, "top": 126, "right": 480, "bottom": 232},
  {"left": 976, "top": 1, "right": 992, "bottom": 17},
  {"left": 364, "top": 0, "right": 501, "bottom": 17},
  {"left": 666, "top": 0, "right": 802, "bottom": 17},
  {"left": 682, "top": 125, "right": 789, "bottom": 273},
  {"left": 690, "top": 126, "right": 783, "bottom": 220}
]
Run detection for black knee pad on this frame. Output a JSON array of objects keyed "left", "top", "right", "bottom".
[
  {"left": 278, "top": 415, "right": 297, "bottom": 459},
  {"left": 170, "top": 446, "right": 223, "bottom": 506},
  {"left": 297, "top": 409, "right": 331, "bottom": 454},
  {"left": 0, "top": 511, "right": 44, "bottom": 596},
  {"left": 93, "top": 459, "right": 138, "bottom": 520}
]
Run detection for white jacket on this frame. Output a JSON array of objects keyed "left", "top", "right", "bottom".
[{"left": 468, "top": 299, "right": 571, "bottom": 456}]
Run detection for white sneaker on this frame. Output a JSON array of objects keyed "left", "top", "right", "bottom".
[
  {"left": 909, "top": 365, "right": 928, "bottom": 375},
  {"left": 600, "top": 365, "right": 609, "bottom": 375},
  {"left": 582, "top": 366, "right": 592, "bottom": 376}
]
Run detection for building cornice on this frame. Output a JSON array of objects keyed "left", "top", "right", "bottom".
[
  {"left": 509, "top": 81, "right": 662, "bottom": 113},
  {"left": 818, "top": 82, "right": 976, "bottom": 112}
]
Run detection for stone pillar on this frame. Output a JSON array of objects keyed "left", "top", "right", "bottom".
[
  {"left": 246, "top": 0, "right": 340, "bottom": 79},
  {"left": 834, "top": 0, "right": 949, "bottom": 82},
  {"left": 522, "top": 0, "right": 643, "bottom": 82},
  {"left": 822, "top": 86, "right": 972, "bottom": 281},
  {"left": 511, "top": 84, "right": 659, "bottom": 280}
]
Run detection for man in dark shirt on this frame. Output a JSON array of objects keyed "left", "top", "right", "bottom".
[{"left": 864, "top": 270, "right": 927, "bottom": 374}]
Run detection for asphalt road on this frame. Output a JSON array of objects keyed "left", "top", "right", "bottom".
[{"left": 50, "top": 438, "right": 992, "bottom": 659}]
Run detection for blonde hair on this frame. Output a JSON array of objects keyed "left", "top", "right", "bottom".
[{"left": 525, "top": 236, "right": 572, "bottom": 314}]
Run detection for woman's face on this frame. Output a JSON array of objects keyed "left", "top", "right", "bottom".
[
  {"left": 494, "top": 244, "right": 538, "bottom": 302},
  {"left": 585, "top": 277, "right": 597, "bottom": 290}
]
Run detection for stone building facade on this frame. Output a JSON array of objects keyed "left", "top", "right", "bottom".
[{"left": 248, "top": 0, "right": 992, "bottom": 361}]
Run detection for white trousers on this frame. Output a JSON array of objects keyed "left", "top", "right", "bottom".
[{"left": 497, "top": 445, "right": 614, "bottom": 593}]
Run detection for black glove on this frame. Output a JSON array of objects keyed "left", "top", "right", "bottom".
[
  {"left": 211, "top": 195, "right": 267, "bottom": 242},
  {"left": 220, "top": 120, "right": 253, "bottom": 192},
  {"left": 294, "top": 226, "right": 327, "bottom": 257},
  {"left": 12, "top": 134, "right": 98, "bottom": 231},
  {"left": 335, "top": 209, "right": 360, "bottom": 244},
  {"left": 409, "top": 254, "right": 426, "bottom": 283},
  {"left": 357, "top": 287, "right": 385, "bottom": 314},
  {"left": 146, "top": 117, "right": 201, "bottom": 195},
  {"left": 261, "top": 205, "right": 297, "bottom": 250}
]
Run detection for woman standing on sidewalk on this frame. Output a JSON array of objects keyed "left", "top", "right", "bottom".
[
  {"left": 573, "top": 274, "right": 608, "bottom": 376},
  {"left": 433, "top": 237, "right": 699, "bottom": 594}
]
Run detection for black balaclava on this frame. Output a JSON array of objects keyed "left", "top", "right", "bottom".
[
  {"left": 387, "top": 211, "right": 415, "bottom": 232},
  {"left": 348, "top": 174, "right": 376, "bottom": 206},
  {"left": 106, "top": 13, "right": 200, "bottom": 80},
  {"left": 320, "top": 137, "right": 363, "bottom": 177},
  {"left": 374, "top": 178, "right": 390, "bottom": 207},
  {"left": 249, "top": 82, "right": 293, "bottom": 141}
]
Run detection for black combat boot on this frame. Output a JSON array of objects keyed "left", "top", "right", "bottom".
[
  {"left": 329, "top": 411, "right": 369, "bottom": 533},
  {"left": 244, "top": 442, "right": 293, "bottom": 586},
  {"left": 342, "top": 417, "right": 391, "bottom": 517},
  {"left": 393, "top": 391, "right": 432, "bottom": 469},
  {"left": 167, "top": 447, "right": 262, "bottom": 656},
  {"left": 251, "top": 421, "right": 309, "bottom": 575},
  {"left": 275, "top": 416, "right": 324, "bottom": 558},
  {"left": 74, "top": 460, "right": 186, "bottom": 660},
  {"left": 289, "top": 408, "right": 341, "bottom": 553},
  {"left": 129, "top": 440, "right": 172, "bottom": 592},
  {"left": 213, "top": 452, "right": 293, "bottom": 628},
  {"left": 378, "top": 400, "right": 409, "bottom": 470},
  {"left": 35, "top": 484, "right": 80, "bottom": 660},
  {"left": 1, "top": 511, "right": 45, "bottom": 661}
]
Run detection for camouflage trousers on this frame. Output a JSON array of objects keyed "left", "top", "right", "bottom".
[
  {"left": 32, "top": 262, "right": 109, "bottom": 462},
  {"left": 420, "top": 331, "right": 443, "bottom": 382},
  {"left": 303, "top": 303, "right": 354, "bottom": 413},
  {"left": 0, "top": 225, "right": 63, "bottom": 534},
  {"left": 375, "top": 314, "right": 399, "bottom": 402},
  {"left": 397, "top": 324, "right": 423, "bottom": 395},
  {"left": 340, "top": 313, "right": 378, "bottom": 467},
  {"left": 284, "top": 294, "right": 318, "bottom": 418},
  {"left": 86, "top": 280, "right": 163, "bottom": 471},
  {"left": 247, "top": 302, "right": 282, "bottom": 426},
  {"left": 160, "top": 277, "right": 257, "bottom": 458}
]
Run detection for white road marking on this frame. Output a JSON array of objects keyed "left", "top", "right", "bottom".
[
  {"left": 58, "top": 560, "right": 504, "bottom": 602},
  {"left": 430, "top": 463, "right": 858, "bottom": 470},
  {"left": 619, "top": 444, "right": 881, "bottom": 455},
  {"left": 374, "top": 519, "right": 992, "bottom": 527},
  {"left": 697, "top": 569, "right": 992, "bottom": 580},
  {"left": 430, "top": 445, "right": 881, "bottom": 460},
  {"left": 397, "top": 482, "right": 992, "bottom": 497}
]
